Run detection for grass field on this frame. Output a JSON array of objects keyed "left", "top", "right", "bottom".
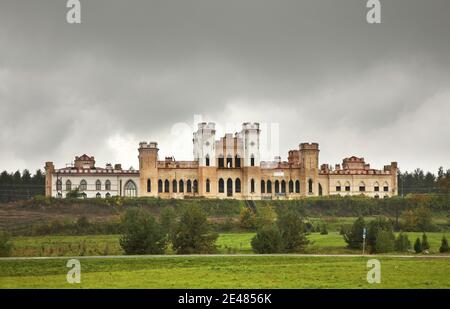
[
  {"left": 0, "top": 255, "right": 449, "bottom": 288},
  {"left": 9, "top": 232, "right": 449, "bottom": 257}
]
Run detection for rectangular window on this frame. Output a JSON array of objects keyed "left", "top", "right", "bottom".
[
  {"left": 345, "top": 186, "right": 350, "bottom": 192},
  {"left": 359, "top": 186, "right": 365, "bottom": 192},
  {"left": 336, "top": 186, "right": 341, "bottom": 192},
  {"left": 374, "top": 186, "right": 379, "bottom": 192},
  {"left": 383, "top": 186, "right": 389, "bottom": 192}
]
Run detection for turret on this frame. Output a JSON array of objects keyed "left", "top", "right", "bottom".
[
  {"left": 138, "top": 141, "right": 159, "bottom": 196},
  {"left": 299, "top": 143, "right": 320, "bottom": 195},
  {"left": 242, "top": 122, "right": 260, "bottom": 167},
  {"left": 44, "top": 162, "right": 54, "bottom": 197},
  {"left": 193, "top": 122, "right": 216, "bottom": 167}
]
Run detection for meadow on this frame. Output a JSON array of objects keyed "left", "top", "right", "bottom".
[
  {"left": 9, "top": 231, "right": 448, "bottom": 257},
  {"left": 0, "top": 255, "right": 449, "bottom": 288}
]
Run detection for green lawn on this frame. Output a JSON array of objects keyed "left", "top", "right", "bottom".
[
  {"left": 10, "top": 231, "right": 448, "bottom": 257},
  {"left": 0, "top": 256, "right": 449, "bottom": 288}
]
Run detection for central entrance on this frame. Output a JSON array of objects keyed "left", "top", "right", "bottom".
[{"left": 227, "top": 178, "right": 233, "bottom": 197}]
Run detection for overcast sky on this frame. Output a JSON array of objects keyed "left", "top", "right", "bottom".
[{"left": 0, "top": 0, "right": 449, "bottom": 174}]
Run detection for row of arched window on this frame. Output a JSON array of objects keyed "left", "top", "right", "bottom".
[
  {"left": 56, "top": 179, "right": 112, "bottom": 191},
  {"left": 148, "top": 179, "right": 199, "bottom": 194},
  {"left": 215, "top": 154, "right": 256, "bottom": 168},
  {"left": 261, "top": 179, "right": 301, "bottom": 194}
]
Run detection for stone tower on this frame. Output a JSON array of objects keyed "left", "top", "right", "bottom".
[
  {"left": 193, "top": 122, "right": 216, "bottom": 167},
  {"left": 299, "top": 143, "right": 319, "bottom": 195},
  {"left": 138, "top": 141, "right": 159, "bottom": 197},
  {"left": 44, "top": 162, "right": 54, "bottom": 197}
]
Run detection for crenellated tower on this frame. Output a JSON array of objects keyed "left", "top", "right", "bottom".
[{"left": 138, "top": 141, "right": 159, "bottom": 197}]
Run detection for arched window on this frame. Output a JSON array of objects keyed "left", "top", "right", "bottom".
[
  {"left": 345, "top": 182, "right": 351, "bottom": 192},
  {"left": 227, "top": 178, "right": 233, "bottom": 196},
  {"left": 359, "top": 182, "right": 366, "bottom": 192},
  {"left": 105, "top": 180, "right": 111, "bottom": 191},
  {"left": 187, "top": 180, "right": 192, "bottom": 193},
  {"left": 105, "top": 192, "right": 111, "bottom": 198},
  {"left": 66, "top": 180, "right": 72, "bottom": 191},
  {"left": 275, "top": 180, "right": 280, "bottom": 193},
  {"left": 147, "top": 179, "right": 151, "bottom": 192},
  {"left": 206, "top": 179, "right": 210, "bottom": 193},
  {"left": 374, "top": 181, "right": 380, "bottom": 192},
  {"left": 250, "top": 154, "right": 255, "bottom": 167},
  {"left": 124, "top": 180, "right": 137, "bottom": 197},
  {"left": 336, "top": 181, "right": 341, "bottom": 192},
  {"left": 158, "top": 179, "right": 163, "bottom": 193},
  {"left": 218, "top": 155, "right": 224, "bottom": 168},
  {"left": 179, "top": 179, "right": 184, "bottom": 193},
  {"left": 56, "top": 179, "right": 62, "bottom": 191},
  {"left": 235, "top": 155, "right": 241, "bottom": 168},
  {"left": 226, "top": 155, "right": 233, "bottom": 168},
  {"left": 193, "top": 180, "right": 198, "bottom": 193},
  {"left": 235, "top": 178, "right": 241, "bottom": 193},
  {"left": 205, "top": 155, "right": 210, "bottom": 167},
  {"left": 79, "top": 179, "right": 87, "bottom": 191},
  {"left": 218, "top": 178, "right": 224, "bottom": 193},
  {"left": 295, "top": 180, "right": 300, "bottom": 193},
  {"left": 308, "top": 179, "right": 313, "bottom": 194},
  {"left": 288, "top": 180, "right": 294, "bottom": 193},
  {"left": 164, "top": 179, "right": 170, "bottom": 193},
  {"left": 96, "top": 192, "right": 101, "bottom": 198},
  {"left": 281, "top": 180, "right": 286, "bottom": 193},
  {"left": 319, "top": 183, "right": 323, "bottom": 196},
  {"left": 96, "top": 179, "right": 101, "bottom": 191},
  {"left": 267, "top": 180, "right": 272, "bottom": 193},
  {"left": 250, "top": 179, "right": 255, "bottom": 193},
  {"left": 261, "top": 180, "right": 265, "bottom": 193},
  {"left": 172, "top": 179, "right": 177, "bottom": 193}
]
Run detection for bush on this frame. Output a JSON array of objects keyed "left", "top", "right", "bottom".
[
  {"left": 0, "top": 230, "right": 13, "bottom": 257},
  {"left": 239, "top": 207, "right": 257, "bottom": 230},
  {"left": 255, "top": 205, "right": 277, "bottom": 229},
  {"left": 367, "top": 217, "right": 393, "bottom": 253},
  {"left": 119, "top": 208, "right": 166, "bottom": 255},
  {"left": 172, "top": 205, "right": 218, "bottom": 254},
  {"left": 343, "top": 217, "right": 365, "bottom": 249},
  {"left": 320, "top": 223, "right": 329, "bottom": 235},
  {"left": 395, "top": 233, "right": 411, "bottom": 252},
  {"left": 277, "top": 210, "right": 309, "bottom": 252},
  {"left": 421, "top": 233, "right": 430, "bottom": 251},
  {"left": 374, "top": 230, "right": 396, "bottom": 253},
  {"left": 414, "top": 237, "right": 422, "bottom": 253},
  {"left": 401, "top": 204, "right": 436, "bottom": 232},
  {"left": 251, "top": 226, "right": 284, "bottom": 254},
  {"left": 439, "top": 236, "right": 449, "bottom": 253}
]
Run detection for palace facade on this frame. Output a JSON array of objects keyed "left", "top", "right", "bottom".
[{"left": 45, "top": 122, "right": 398, "bottom": 199}]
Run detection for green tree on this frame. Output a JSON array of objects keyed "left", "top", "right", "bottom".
[
  {"left": 395, "top": 232, "right": 411, "bottom": 252},
  {"left": 239, "top": 207, "right": 257, "bottom": 229},
  {"left": 320, "top": 223, "right": 329, "bottom": 235},
  {"left": 421, "top": 233, "right": 430, "bottom": 251},
  {"left": 251, "top": 226, "right": 284, "bottom": 254},
  {"left": 439, "top": 236, "right": 449, "bottom": 253},
  {"left": 160, "top": 207, "right": 177, "bottom": 242},
  {"left": 119, "top": 208, "right": 166, "bottom": 255},
  {"left": 255, "top": 205, "right": 277, "bottom": 229},
  {"left": 172, "top": 205, "right": 218, "bottom": 254},
  {"left": 414, "top": 237, "right": 422, "bottom": 253},
  {"left": 343, "top": 217, "right": 365, "bottom": 249},
  {"left": 0, "top": 230, "right": 13, "bottom": 257},
  {"left": 374, "top": 230, "right": 395, "bottom": 253},
  {"left": 367, "top": 217, "right": 393, "bottom": 253},
  {"left": 277, "top": 210, "right": 309, "bottom": 252}
]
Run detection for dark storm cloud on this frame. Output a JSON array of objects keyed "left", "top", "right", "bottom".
[{"left": 0, "top": 0, "right": 449, "bottom": 172}]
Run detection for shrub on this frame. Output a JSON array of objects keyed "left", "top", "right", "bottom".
[
  {"left": 414, "top": 237, "right": 422, "bottom": 253},
  {"left": 251, "top": 226, "right": 284, "bottom": 254},
  {"left": 374, "top": 230, "right": 395, "bottom": 253},
  {"left": 320, "top": 223, "right": 328, "bottom": 235},
  {"left": 395, "top": 233, "right": 411, "bottom": 252},
  {"left": 277, "top": 210, "right": 309, "bottom": 252},
  {"left": 0, "top": 230, "right": 13, "bottom": 257},
  {"left": 421, "top": 233, "right": 430, "bottom": 251},
  {"left": 255, "top": 205, "right": 277, "bottom": 229},
  {"left": 119, "top": 208, "right": 166, "bottom": 255},
  {"left": 343, "top": 217, "right": 365, "bottom": 249},
  {"left": 439, "top": 236, "right": 449, "bottom": 253},
  {"left": 239, "top": 207, "right": 257, "bottom": 230},
  {"left": 172, "top": 205, "right": 218, "bottom": 254},
  {"left": 401, "top": 204, "right": 436, "bottom": 232},
  {"left": 367, "top": 217, "right": 393, "bottom": 253}
]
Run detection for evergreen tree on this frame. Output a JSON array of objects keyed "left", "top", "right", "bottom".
[
  {"left": 395, "top": 233, "right": 411, "bottom": 252},
  {"left": 414, "top": 237, "right": 422, "bottom": 253},
  {"left": 439, "top": 236, "right": 449, "bottom": 253},
  {"left": 251, "top": 226, "right": 284, "bottom": 254},
  {"left": 277, "top": 210, "right": 309, "bottom": 252},
  {"left": 343, "top": 217, "right": 365, "bottom": 249},
  {"left": 421, "top": 233, "right": 430, "bottom": 251}
]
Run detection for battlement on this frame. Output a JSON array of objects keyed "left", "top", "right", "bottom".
[
  {"left": 242, "top": 122, "right": 260, "bottom": 130},
  {"left": 197, "top": 122, "right": 216, "bottom": 130},
  {"left": 139, "top": 141, "right": 158, "bottom": 149},
  {"left": 300, "top": 142, "right": 319, "bottom": 150}
]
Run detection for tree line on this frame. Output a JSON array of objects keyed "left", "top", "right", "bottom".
[{"left": 398, "top": 167, "right": 450, "bottom": 195}]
